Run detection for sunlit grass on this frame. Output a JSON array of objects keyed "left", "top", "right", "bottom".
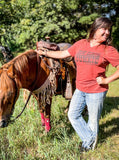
[{"left": 0, "top": 65, "right": 119, "bottom": 160}]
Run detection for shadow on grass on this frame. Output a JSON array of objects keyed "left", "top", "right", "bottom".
[
  {"left": 99, "top": 96, "right": 119, "bottom": 143},
  {"left": 102, "top": 96, "right": 119, "bottom": 117},
  {"left": 99, "top": 117, "right": 119, "bottom": 143}
]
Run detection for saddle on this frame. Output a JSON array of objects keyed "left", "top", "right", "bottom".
[
  {"left": 36, "top": 39, "right": 59, "bottom": 51},
  {"left": 36, "top": 39, "right": 74, "bottom": 100}
]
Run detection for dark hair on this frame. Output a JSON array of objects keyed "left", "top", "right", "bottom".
[{"left": 88, "top": 17, "right": 113, "bottom": 45}]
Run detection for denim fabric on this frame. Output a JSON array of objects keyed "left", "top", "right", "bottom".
[{"left": 68, "top": 89, "right": 107, "bottom": 149}]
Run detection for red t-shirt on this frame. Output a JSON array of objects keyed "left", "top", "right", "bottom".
[{"left": 68, "top": 39, "right": 119, "bottom": 93}]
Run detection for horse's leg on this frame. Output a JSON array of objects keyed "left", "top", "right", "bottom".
[
  {"left": 36, "top": 93, "right": 45, "bottom": 126},
  {"left": 39, "top": 107, "right": 45, "bottom": 126},
  {"left": 37, "top": 93, "right": 51, "bottom": 132},
  {"left": 64, "top": 100, "right": 70, "bottom": 113},
  {"left": 44, "top": 101, "right": 52, "bottom": 132},
  {"left": 23, "top": 89, "right": 30, "bottom": 108},
  {"left": 38, "top": 103, "right": 51, "bottom": 132}
]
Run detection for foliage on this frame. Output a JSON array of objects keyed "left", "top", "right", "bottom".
[{"left": 0, "top": 0, "right": 119, "bottom": 52}]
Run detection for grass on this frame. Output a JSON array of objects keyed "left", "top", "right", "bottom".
[{"left": 0, "top": 65, "right": 119, "bottom": 160}]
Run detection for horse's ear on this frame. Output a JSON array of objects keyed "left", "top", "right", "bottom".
[{"left": 7, "top": 64, "right": 14, "bottom": 78}]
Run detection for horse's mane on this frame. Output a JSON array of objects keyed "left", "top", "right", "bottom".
[
  {"left": 0, "top": 50, "right": 36, "bottom": 88},
  {"left": 1, "top": 49, "right": 36, "bottom": 70}
]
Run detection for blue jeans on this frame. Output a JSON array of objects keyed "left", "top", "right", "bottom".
[{"left": 68, "top": 89, "right": 107, "bottom": 149}]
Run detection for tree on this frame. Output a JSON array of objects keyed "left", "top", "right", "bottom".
[{"left": 0, "top": 0, "right": 119, "bottom": 51}]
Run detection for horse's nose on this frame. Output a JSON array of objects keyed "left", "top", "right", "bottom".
[{"left": 0, "top": 120, "right": 7, "bottom": 128}]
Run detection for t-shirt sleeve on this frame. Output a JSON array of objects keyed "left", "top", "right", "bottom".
[
  {"left": 104, "top": 46, "right": 119, "bottom": 67},
  {"left": 68, "top": 40, "right": 84, "bottom": 57}
]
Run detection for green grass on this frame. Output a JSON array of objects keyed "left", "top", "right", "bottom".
[{"left": 0, "top": 65, "right": 119, "bottom": 160}]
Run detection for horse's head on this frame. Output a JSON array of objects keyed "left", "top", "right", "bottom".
[{"left": 0, "top": 64, "right": 18, "bottom": 127}]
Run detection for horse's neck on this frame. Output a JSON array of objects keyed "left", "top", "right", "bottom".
[
  {"left": 17, "top": 55, "right": 50, "bottom": 92},
  {"left": 15, "top": 54, "right": 38, "bottom": 90}
]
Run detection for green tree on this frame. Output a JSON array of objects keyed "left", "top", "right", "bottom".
[{"left": 0, "top": 0, "right": 119, "bottom": 51}]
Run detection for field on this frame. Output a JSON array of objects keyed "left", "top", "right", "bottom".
[{"left": 0, "top": 65, "right": 119, "bottom": 160}]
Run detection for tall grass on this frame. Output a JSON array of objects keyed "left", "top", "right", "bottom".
[{"left": 0, "top": 65, "right": 119, "bottom": 160}]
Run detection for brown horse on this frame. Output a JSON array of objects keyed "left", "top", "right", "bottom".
[{"left": 0, "top": 44, "right": 76, "bottom": 132}]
